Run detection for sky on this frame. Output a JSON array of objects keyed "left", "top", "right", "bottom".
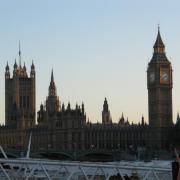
[{"left": 0, "top": 0, "right": 180, "bottom": 124}]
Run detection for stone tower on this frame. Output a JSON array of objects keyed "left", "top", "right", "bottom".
[
  {"left": 102, "top": 98, "right": 112, "bottom": 124},
  {"left": 5, "top": 45, "right": 36, "bottom": 129},
  {"left": 37, "top": 70, "right": 60, "bottom": 125},
  {"left": 46, "top": 69, "right": 60, "bottom": 116},
  {"left": 147, "top": 28, "right": 173, "bottom": 128}
]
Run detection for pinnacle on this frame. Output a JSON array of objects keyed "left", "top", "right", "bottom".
[
  {"left": 153, "top": 27, "right": 165, "bottom": 48},
  {"left": 51, "top": 69, "right": 54, "bottom": 82}
]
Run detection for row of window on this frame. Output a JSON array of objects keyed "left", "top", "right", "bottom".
[{"left": 20, "top": 96, "right": 30, "bottom": 108}]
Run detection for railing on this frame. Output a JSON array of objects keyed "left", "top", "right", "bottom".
[{"left": 0, "top": 158, "right": 172, "bottom": 180}]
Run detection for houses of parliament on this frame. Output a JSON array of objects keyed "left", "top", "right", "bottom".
[{"left": 1, "top": 29, "right": 180, "bottom": 155}]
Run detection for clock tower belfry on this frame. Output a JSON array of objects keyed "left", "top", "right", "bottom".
[{"left": 147, "top": 28, "right": 173, "bottom": 128}]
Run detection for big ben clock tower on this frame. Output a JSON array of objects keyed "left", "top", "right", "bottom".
[{"left": 147, "top": 28, "right": 173, "bottom": 128}]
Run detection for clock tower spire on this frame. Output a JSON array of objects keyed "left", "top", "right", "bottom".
[{"left": 147, "top": 28, "right": 173, "bottom": 128}]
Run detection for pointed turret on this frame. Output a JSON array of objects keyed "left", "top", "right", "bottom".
[
  {"left": 67, "top": 102, "right": 71, "bottom": 110},
  {"left": 82, "top": 102, "right": 84, "bottom": 114},
  {"left": 119, "top": 113, "right": 125, "bottom": 125},
  {"left": 22, "top": 62, "right": 28, "bottom": 77},
  {"left": 31, "top": 60, "right": 35, "bottom": 70},
  {"left": 141, "top": 115, "right": 145, "bottom": 126},
  {"left": 14, "top": 59, "right": 17, "bottom": 70},
  {"left": 45, "top": 69, "right": 60, "bottom": 115},
  {"left": 176, "top": 112, "right": 180, "bottom": 125},
  {"left": 37, "top": 103, "right": 45, "bottom": 125},
  {"left": 150, "top": 27, "right": 169, "bottom": 62},
  {"left": 5, "top": 62, "right": 10, "bottom": 79},
  {"left": 51, "top": 69, "right": 54, "bottom": 82},
  {"left": 76, "top": 103, "right": 78, "bottom": 110},
  {"left": 40, "top": 103, "right": 44, "bottom": 111},
  {"left": 23, "top": 62, "right": 26, "bottom": 71},
  {"left": 121, "top": 113, "right": 124, "bottom": 119},
  {"left": 48, "top": 69, "right": 56, "bottom": 96},
  {"left": 5, "top": 62, "right": 9, "bottom": 71},
  {"left": 103, "top": 97, "right": 109, "bottom": 112},
  {"left": 30, "top": 60, "right": 35, "bottom": 78},
  {"left": 153, "top": 26, "right": 165, "bottom": 50},
  {"left": 102, "top": 97, "right": 111, "bottom": 124},
  {"left": 126, "top": 117, "right": 129, "bottom": 125},
  {"left": 62, "top": 103, "right": 65, "bottom": 111},
  {"left": 13, "top": 59, "right": 18, "bottom": 77}
]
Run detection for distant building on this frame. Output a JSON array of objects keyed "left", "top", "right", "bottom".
[
  {"left": 102, "top": 98, "right": 112, "bottom": 124},
  {"left": 0, "top": 29, "right": 179, "bottom": 153},
  {"left": 5, "top": 44, "right": 35, "bottom": 129},
  {"left": 147, "top": 27, "right": 173, "bottom": 128}
]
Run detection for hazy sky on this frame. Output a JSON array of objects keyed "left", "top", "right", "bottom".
[{"left": 0, "top": 0, "right": 180, "bottom": 124}]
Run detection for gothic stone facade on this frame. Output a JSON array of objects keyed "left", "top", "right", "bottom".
[{"left": 0, "top": 30, "right": 178, "bottom": 153}]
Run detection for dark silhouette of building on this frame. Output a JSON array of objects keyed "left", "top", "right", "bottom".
[
  {"left": 5, "top": 43, "right": 35, "bottom": 129},
  {"left": 147, "top": 27, "right": 173, "bottom": 128},
  {"left": 147, "top": 28, "right": 173, "bottom": 149},
  {"left": 102, "top": 98, "right": 112, "bottom": 124},
  {"left": 0, "top": 29, "right": 179, "bottom": 155}
]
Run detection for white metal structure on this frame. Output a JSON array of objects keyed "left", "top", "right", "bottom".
[
  {"left": 0, "top": 158, "right": 172, "bottom": 180},
  {"left": 26, "top": 132, "right": 32, "bottom": 159}
]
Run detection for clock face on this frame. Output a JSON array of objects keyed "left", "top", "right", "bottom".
[
  {"left": 149, "top": 72, "right": 155, "bottom": 83},
  {"left": 160, "top": 71, "right": 169, "bottom": 83}
]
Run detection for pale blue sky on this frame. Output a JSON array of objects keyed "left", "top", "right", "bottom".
[{"left": 0, "top": 0, "right": 180, "bottom": 124}]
